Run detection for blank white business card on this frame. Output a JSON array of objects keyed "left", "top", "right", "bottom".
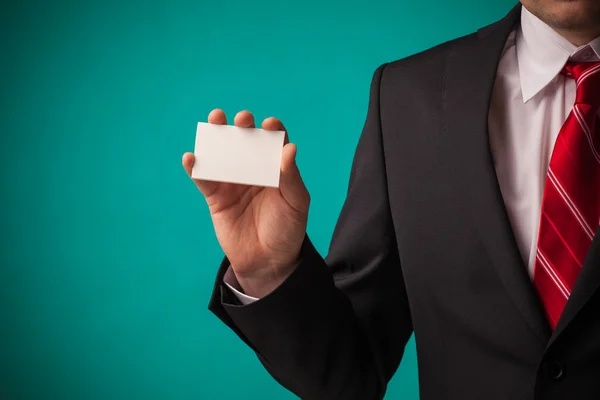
[{"left": 192, "top": 122, "right": 285, "bottom": 188}]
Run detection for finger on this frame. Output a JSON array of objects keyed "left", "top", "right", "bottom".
[
  {"left": 281, "top": 143, "right": 296, "bottom": 173},
  {"left": 262, "top": 117, "right": 289, "bottom": 145},
  {"left": 279, "top": 143, "right": 309, "bottom": 213},
  {"left": 182, "top": 152, "right": 219, "bottom": 197},
  {"left": 234, "top": 110, "right": 255, "bottom": 128},
  {"left": 208, "top": 108, "right": 228, "bottom": 125},
  {"left": 182, "top": 152, "right": 196, "bottom": 176}
]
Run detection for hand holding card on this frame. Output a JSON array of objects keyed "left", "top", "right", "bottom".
[{"left": 182, "top": 110, "right": 310, "bottom": 298}]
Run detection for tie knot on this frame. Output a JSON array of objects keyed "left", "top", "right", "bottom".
[{"left": 563, "top": 62, "right": 600, "bottom": 107}]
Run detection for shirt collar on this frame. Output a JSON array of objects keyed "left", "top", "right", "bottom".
[{"left": 516, "top": 6, "right": 600, "bottom": 103}]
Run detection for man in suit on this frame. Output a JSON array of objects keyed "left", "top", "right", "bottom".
[{"left": 182, "top": 1, "right": 600, "bottom": 398}]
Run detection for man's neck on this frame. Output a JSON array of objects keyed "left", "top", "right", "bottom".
[
  {"left": 552, "top": 27, "right": 600, "bottom": 47},
  {"left": 520, "top": 3, "right": 600, "bottom": 47}
]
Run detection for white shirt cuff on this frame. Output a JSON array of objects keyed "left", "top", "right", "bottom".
[{"left": 223, "top": 266, "right": 259, "bottom": 305}]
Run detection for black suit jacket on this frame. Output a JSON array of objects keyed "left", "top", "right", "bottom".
[{"left": 209, "top": 5, "right": 600, "bottom": 399}]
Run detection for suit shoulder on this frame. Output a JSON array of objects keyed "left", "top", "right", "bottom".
[{"left": 380, "top": 32, "right": 477, "bottom": 83}]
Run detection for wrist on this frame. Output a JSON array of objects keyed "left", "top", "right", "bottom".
[{"left": 234, "top": 262, "right": 297, "bottom": 298}]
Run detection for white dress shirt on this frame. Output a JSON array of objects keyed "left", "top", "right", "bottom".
[
  {"left": 226, "top": 6, "right": 600, "bottom": 304},
  {"left": 490, "top": 7, "right": 600, "bottom": 278}
]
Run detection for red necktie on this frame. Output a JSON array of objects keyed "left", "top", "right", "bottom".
[{"left": 534, "top": 61, "right": 600, "bottom": 330}]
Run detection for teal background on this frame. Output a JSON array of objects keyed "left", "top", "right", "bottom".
[{"left": 1, "top": 1, "right": 516, "bottom": 399}]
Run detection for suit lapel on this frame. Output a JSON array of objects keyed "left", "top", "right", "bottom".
[
  {"left": 443, "top": 4, "right": 551, "bottom": 344},
  {"left": 550, "top": 228, "right": 600, "bottom": 346}
]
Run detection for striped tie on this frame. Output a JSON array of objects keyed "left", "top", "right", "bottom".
[{"left": 534, "top": 61, "right": 600, "bottom": 330}]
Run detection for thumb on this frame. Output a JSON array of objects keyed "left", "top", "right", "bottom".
[
  {"left": 279, "top": 143, "right": 309, "bottom": 213},
  {"left": 182, "top": 152, "right": 219, "bottom": 197}
]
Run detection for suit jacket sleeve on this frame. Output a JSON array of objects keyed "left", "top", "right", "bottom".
[{"left": 208, "top": 63, "right": 413, "bottom": 400}]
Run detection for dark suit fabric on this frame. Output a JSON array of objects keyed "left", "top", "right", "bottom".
[{"left": 209, "top": 5, "right": 600, "bottom": 399}]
